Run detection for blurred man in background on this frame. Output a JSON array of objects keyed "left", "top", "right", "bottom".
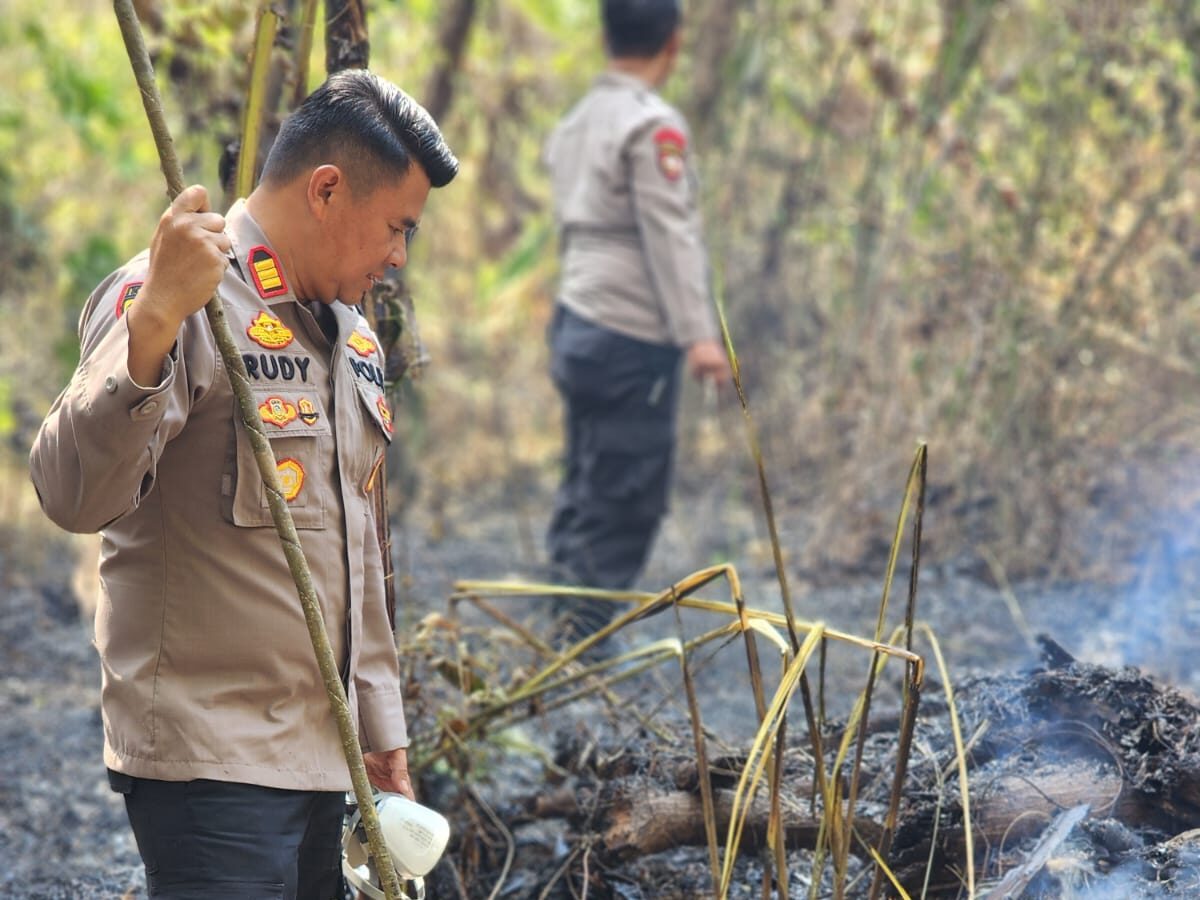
[{"left": 544, "top": 0, "right": 731, "bottom": 646}]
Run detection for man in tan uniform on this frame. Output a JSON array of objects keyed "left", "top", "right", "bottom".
[
  {"left": 545, "top": 0, "right": 730, "bottom": 643},
  {"left": 30, "top": 71, "right": 457, "bottom": 899}
]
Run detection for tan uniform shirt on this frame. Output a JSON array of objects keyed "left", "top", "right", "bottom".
[
  {"left": 545, "top": 70, "right": 718, "bottom": 348},
  {"left": 30, "top": 201, "right": 405, "bottom": 791}
]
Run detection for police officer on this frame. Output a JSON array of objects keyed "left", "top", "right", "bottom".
[
  {"left": 544, "top": 0, "right": 731, "bottom": 644},
  {"left": 30, "top": 71, "right": 457, "bottom": 899}
]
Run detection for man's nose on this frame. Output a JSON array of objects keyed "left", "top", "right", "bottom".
[{"left": 387, "top": 243, "right": 407, "bottom": 270}]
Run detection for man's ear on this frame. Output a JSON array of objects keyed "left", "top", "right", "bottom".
[
  {"left": 665, "top": 28, "right": 682, "bottom": 60},
  {"left": 307, "top": 164, "right": 344, "bottom": 219}
]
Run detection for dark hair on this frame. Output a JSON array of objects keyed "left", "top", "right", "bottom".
[
  {"left": 602, "top": 0, "right": 681, "bottom": 58},
  {"left": 260, "top": 70, "right": 459, "bottom": 191}
]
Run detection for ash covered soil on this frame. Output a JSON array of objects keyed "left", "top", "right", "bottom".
[{"left": 2, "top": 479, "right": 1196, "bottom": 899}]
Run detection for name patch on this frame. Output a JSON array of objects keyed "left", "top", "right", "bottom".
[
  {"left": 242, "top": 353, "right": 311, "bottom": 382},
  {"left": 349, "top": 358, "right": 384, "bottom": 388}
]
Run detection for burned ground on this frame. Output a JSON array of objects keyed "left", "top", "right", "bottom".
[{"left": 2, "top": 488, "right": 1199, "bottom": 898}]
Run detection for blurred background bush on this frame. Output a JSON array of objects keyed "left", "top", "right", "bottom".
[{"left": 4, "top": 0, "right": 1199, "bottom": 591}]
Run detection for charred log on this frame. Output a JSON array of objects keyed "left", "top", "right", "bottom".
[
  {"left": 511, "top": 661, "right": 1200, "bottom": 894},
  {"left": 599, "top": 785, "right": 882, "bottom": 859}
]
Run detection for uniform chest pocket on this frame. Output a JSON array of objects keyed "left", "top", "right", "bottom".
[{"left": 223, "top": 389, "right": 333, "bottom": 529}]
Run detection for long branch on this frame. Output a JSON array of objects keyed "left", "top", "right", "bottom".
[{"left": 111, "top": 3, "right": 402, "bottom": 898}]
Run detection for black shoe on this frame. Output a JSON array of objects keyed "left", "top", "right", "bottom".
[{"left": 549, "top": 600, "right": 618, "bottom": 663}]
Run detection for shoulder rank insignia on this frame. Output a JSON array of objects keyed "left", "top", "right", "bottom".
[
  {"left": 247, "top": 311, "right": 294, "bottom": 350},
  {"left": 653, "top": 126, "right": 687, "bottom": 182},
  {"left": 298, "top": 397, "right": 320, "bottom": 425},
  {"left": 114, "top": 281, "right": 143, "bottom": 319},
  {"left": 377, "top": 395, "right": 395, "bottom": 434},
  {"left": 347, "top": 331, "right": 378, "bottom": 358},
  {"left": 276, "top": 457, "right": 305, "bottom": 502},
  {"left": 248, "top": 245, "right": 288, "bottom": 298},
  {"left": 258, "top": 396, "right": 298, "bottom": 428}
]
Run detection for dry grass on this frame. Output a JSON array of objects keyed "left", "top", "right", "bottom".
[{"left": 403, "top": 440, "right": 955, "bottom": 899}]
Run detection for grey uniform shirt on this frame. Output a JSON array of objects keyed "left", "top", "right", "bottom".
[{"left": 545, "top": 70, "right": 718, "bottom": 348}]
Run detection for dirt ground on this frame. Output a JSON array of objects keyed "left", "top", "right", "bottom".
[{"left": 2, "top": 472, "right": 1197, "bottom": 899}]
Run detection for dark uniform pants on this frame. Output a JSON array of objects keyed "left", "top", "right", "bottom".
[
  {"left": 546, "top": 305, "right": 681, "bottom": 635},
  {"left": 109, "top": 770, "right": 345, "bottom": 900}
]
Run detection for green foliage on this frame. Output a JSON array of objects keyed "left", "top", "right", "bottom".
[
  {"left": 0, "top": 378, "right": 15, "bottom": 440},
  {"left": 21, "top": 21, "right": 125, "bottom": 150},
  {"left": 65, "top": 234, "right": 122, "bottom": 312},
  {"left": 3, "top": 0, "right": 1198, "bottom": 580}
]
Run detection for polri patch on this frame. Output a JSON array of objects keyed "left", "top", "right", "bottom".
[
  {"left": 114, "top": 281, "right": 143, "bottom": 319},
  {"left": 653, "top": 126, "right": 687, "bottom": 182},
  {"left": 248, "top": 245, "right": 288, "bottom": 298},
  {"left": 276, "top": 457, "right": 305, "bottom": 502},
  {"left": 258, "top": 396, "right": 298, "bottom": 428},
  {"left": 246, "top": 311, "right": 294, "bottom": 350},
  {"left": 347, "top": 331, "right": 378, "bottom": 358}
]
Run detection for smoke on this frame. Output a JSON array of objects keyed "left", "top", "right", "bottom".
[
  {"left": 1059, "top": 856, "right": 1200, "bottom": 900},
  {"left": 1077, "top": 506, "right": 1200, "bottom": 696},
  {"left": 1026, "top": 841, "right": 1200, "bottom": 900}
]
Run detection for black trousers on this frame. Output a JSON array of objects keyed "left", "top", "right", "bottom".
[
  {"left": 545, "top": 306, "right": 681, "bottom": 633},
  {"left": 110, "top": 770, "right": 345, "bottom": 900}
]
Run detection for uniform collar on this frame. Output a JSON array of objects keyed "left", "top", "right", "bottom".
[
  {"left": 226, "top": 200, "right": 370, "bottom": 339},
  {"left": 330, "top": 296, "right": 368, "bottom": 341},
  {"left": 225, "top": 199, "right": 298, "bottom": 306},
  {"left": 595, "top": 69, "right": 655, "bottom": 94}
]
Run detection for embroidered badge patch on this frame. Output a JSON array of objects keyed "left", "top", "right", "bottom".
[
  {"left": 376, "top": 396, "right": 394, "bottom": 434},
  {"left": 276, "top": 457, "right": 305, "bottom": 502},
  {"left": 653, "top": 126, "right": 687, "bottom": 182},
  {"left": 246, "top": 311, "right": 294, "bottom": 350},
  {"left": 248, "top": 245, "right": 288, "bottom": 298},
  {"left": 114, "top": 281, "right": 143, "bottom": 319},
  {"left": 258, "top": 396, "right": 298, "bottom": 428},
  {"left": 298, "top": 397, "right": 320, "bottom": 426},
  {"left": 347, "top": 331, "right": 378, "bottom": 358}
]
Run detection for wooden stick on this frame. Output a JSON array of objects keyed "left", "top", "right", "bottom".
[
  {"left": 979, "top": 804, "right": 1090, "bottom": 900},
  {"left": 110, "top": 4, "right": 402, "bottom": 898}
]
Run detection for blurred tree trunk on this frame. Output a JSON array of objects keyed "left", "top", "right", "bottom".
[
  {"left": 423, "top": 0, "right": 478, "bottom": 122},
  {"left": 687, "top": 0, "right": 739, "bottom": 144},
  {"left": 132, "top": 0, "right": 163, "bottom": 32},
  {"left": 224, "top": 1, "right": 305, "bottom": 204},
  {"left": 131, "top": 0, "right": 213, "bottom": 135},
  {"left": 262, "top": 1, "right": 304, "bottom": 143},
  {"left": 325, "top": 0, "right": 369, "bottom": 73}
]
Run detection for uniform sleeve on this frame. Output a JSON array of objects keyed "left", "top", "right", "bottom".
[
  {"left": 626, "top": 113, "right": 720, "bottom": 347},
  {"left": 29, "top": 264, "right": 218, "bottom": 533},
  {"left": 354, "top": 503, "right": 408, "bottom": 752}
]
